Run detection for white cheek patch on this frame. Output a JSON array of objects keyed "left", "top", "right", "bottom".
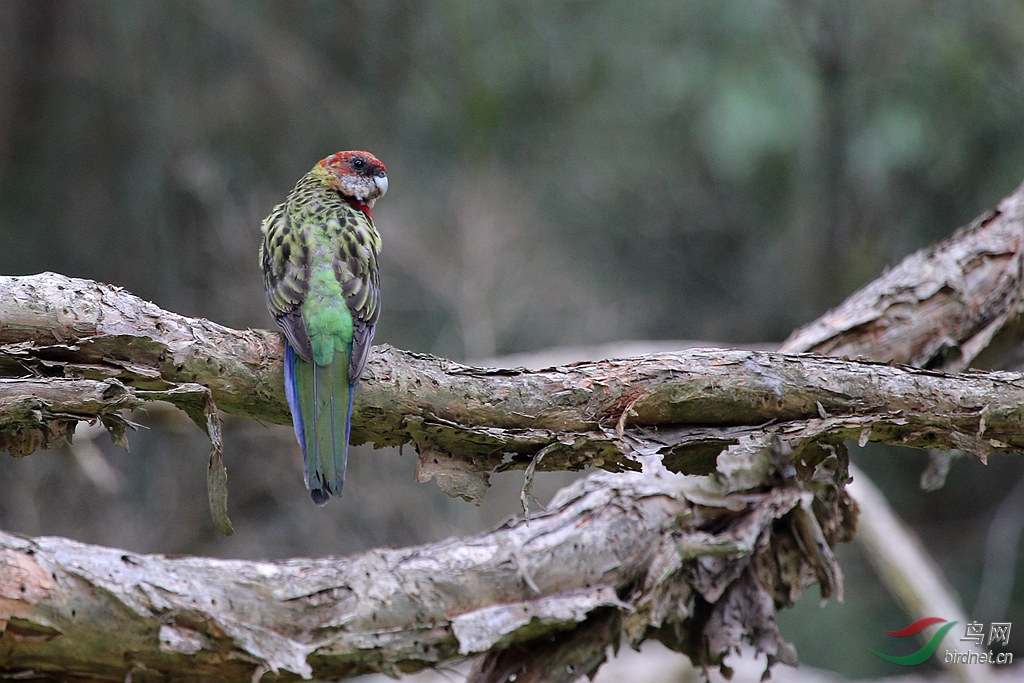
[
  {"left": 340, "top": 176, "right": 373, "bottom": 201},
  {"left": 340, "top": 174, "right": 389, "bottom": 204}
]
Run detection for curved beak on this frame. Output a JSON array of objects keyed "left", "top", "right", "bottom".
[{"left": 374, "top": 172, "right": 389, "bottom": 199}]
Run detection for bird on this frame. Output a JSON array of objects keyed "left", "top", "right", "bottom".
[{"left": 259, "top": 151, "right": 387, "bottom": 505}]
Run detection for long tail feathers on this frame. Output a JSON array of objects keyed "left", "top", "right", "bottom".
[
  {"left": 284, "top": 344, "right": 306, "bottom": 454},
  {"left": 285, "top": 343, "right": 352, "bottom": 505}
]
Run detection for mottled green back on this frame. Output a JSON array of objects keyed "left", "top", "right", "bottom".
[{"left": 260, "top": 165, "right": 382, "bottom": 377}]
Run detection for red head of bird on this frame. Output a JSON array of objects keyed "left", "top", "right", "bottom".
[{"left": 316, "top": 151, "right": 388, "bottom": 211}]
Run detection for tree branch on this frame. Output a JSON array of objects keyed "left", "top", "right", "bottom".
[
  {"left": 781, "top": 177, "right": 1024, "bottom": 370},
  {"left": 0, "top": 453, "right": 852, "bottom": 681},
  {"left": 3, "top": 177, "right": 1024, "bottom": 681},
  {"left": 3, "top": 271, "right": 1024, "bottom": 501}
]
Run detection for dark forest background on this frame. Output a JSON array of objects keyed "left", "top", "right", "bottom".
[{"left": 2, "top": 1, "right": 1024, "bottom": 679}]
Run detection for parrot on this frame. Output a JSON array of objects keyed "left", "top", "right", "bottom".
[{"left": 259, "top": 151, "right": 388, "bottom": 505}]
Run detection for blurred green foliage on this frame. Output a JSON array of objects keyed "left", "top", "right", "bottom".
[
  {"left": 3, "top": 1, "right": 1023, "bottom": 356},
  {"left": 2, "top": 1, "right": 1024, "bottom": 678}
]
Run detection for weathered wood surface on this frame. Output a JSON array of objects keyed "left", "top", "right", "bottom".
[
  {"left": 781, "top": 177, "right": 1024, "bottom": 370},
  {"left": 0, "top": 459, "right": 848, "bottom": 681},
  {"left": 4, "top": 273, "right": 1024, "bottom": 498},
  {"left": 2, "top": 178, "right": 1024, "bottom": 681}
]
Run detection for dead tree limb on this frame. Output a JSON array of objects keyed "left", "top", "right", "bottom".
[
  {"left": 0, "top": 456, "right": 851, "bottom": 682},
  {"left": 2, "top": 179, "right": 1024, "bottom": 681},
  {"left": 781, "top": 178, "right": 1024, "bottom": 370},
  {"left": 775, "top": 181, "right": 1024, "bottom": 683},
  {"left": 3, "top": 273, "right": 1024, "bottom": 500}
]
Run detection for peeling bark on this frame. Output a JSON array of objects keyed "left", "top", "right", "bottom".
[
  {"left": 781, "top": 178, "right": 1024, "bottom": 370},
  {"left": 2, "top": 178, "right": 1024, "bottom": 681},
  {"left": 3, "top": 275, "right": 1024, "bottom": 499},
  {"left": 0, "top": 457, "right": 852, "bottom": 682}
]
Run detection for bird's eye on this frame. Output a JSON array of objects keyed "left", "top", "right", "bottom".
[{"left": 351, "top": 157, "right": 366, "bottom": 171}]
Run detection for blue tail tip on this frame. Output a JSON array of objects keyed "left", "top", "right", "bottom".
[
  {"left": 309, "top": 478, "right": 343, "bottom": 506},
  {"left": 310, "top": 487, "right": 331, "bottom": 506}
]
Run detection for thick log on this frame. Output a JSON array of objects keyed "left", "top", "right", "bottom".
[{"left": 0, "top": 459, "right": 851, "bottom": 681}]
